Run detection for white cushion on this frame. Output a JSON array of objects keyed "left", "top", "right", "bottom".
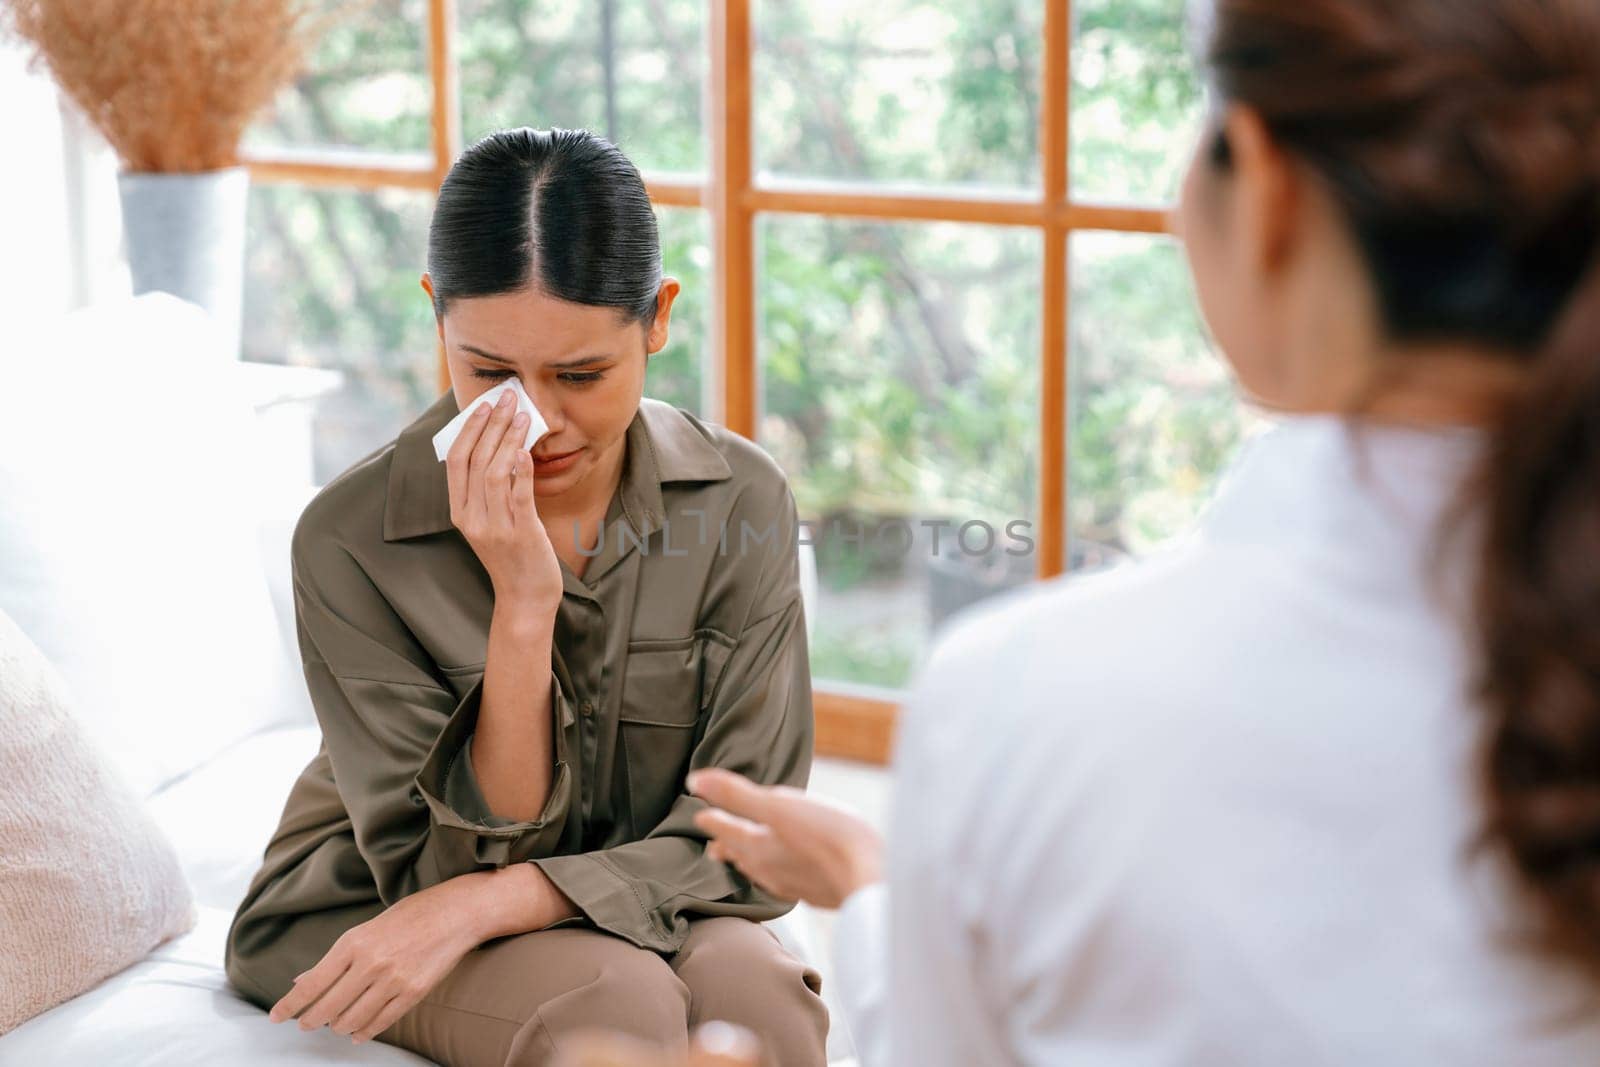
[
  {"left": 0, "top": 607, "right": 196, "bottom": 1036},
  {"left": 0, "top": 292, "right": 304, "bottom": 798},
  {"left": 254, "top": 481, "right": 323, "bottom": 693},
  {"left": 145, "top": 723, "right": 325, "bottom": 912},
  {"left": 0, "top": 905, "right": 433, "bottom": 1066}
]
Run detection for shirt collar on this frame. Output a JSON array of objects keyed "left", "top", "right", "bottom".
[
  {"left": 383, "top": 392, "right": 733, "bottom": 543},
  {"left": 1197, "top": 412, "right": 1489, "bottom": 574}
]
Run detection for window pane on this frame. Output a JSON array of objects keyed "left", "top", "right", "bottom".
[
  {"left": 755, "top": 1, "right": 1041, "bottom": 189},
  {"left": 1070, "top": 0, "right": 1203, "bottom": 206},
  {"left": 457, "top": 0, "right": 705, "bottom": 175},
  {"left": 1067, "top": 232, "right": 1269, "bottom": 567},
  {"left": 244, "top": 185, "right": 437, "bottom": 485},
  {"left": 245, "top": 0, "right": 431, "bottom": 155},
  {"left": 647, "top": 207, "right": 710, "bottom": 415},
  {"left": 760, "top": 218, "right": 1041, "bottom": 690}
]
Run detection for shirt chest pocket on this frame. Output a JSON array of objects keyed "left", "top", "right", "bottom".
[{"left": 618, "top": 629, "right": 735, "bottom": 834}]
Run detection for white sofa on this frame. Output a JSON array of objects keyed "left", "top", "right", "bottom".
[{"left": 0, "top": 294, "right": 852, "bottom": 1066}]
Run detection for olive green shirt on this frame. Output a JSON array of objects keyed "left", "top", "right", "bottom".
[{"left": 225, "top": 391, "right": 813, "bottom": 964}]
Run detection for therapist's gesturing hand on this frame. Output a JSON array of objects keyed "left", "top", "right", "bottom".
[
  {"left": 446, "top": 388, "right": 563, "bottom": 612},
  {"left": 266, "top": 878, "right": 477, "bottom": 1043},
  {"left": 688, "top": 768, "right": 884, "bottom": 909}
]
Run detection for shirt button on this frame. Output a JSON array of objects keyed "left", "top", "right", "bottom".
[{"left": 580, "top": 700, "right": 595, "bottom": 717}]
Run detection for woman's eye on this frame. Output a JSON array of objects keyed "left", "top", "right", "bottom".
[{"left": 471, "top": 367, "right": 603, "bottom": 385}]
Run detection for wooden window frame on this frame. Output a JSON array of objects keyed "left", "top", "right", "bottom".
[{"left": 241, "top": 0, "right": 1173, "bottom": 765}]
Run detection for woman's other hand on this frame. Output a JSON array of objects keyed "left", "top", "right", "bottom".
[
  {"left": 265, "top": 879, "right": 479, "bottom": 1044},
  {"left": 446, "top": 387, "right": 564, "bottom": 612},
  {"left": 687, "top": 768, "right": 884, "bottom": 909}
]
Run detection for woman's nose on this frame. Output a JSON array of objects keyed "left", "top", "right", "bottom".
[{"left": 523, "top": 383, "right": 560, "bottom": 433}]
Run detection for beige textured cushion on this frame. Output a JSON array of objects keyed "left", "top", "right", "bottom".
[{"left": 0, "top": 608, "right": 196, "bottom": 1036}]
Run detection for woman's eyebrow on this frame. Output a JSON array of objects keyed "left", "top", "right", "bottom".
[
  {"left": 459, "top": 344, "right": 611, "bottom": 369},
  {"left": 548, "top": 354, "right": 613, "bottom": 369},
  {"left": 460, "top": 344, "right": 515, "bottom": 364}
]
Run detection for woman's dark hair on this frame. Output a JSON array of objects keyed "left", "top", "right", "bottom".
[
  {"left": 1201, "top": 0, "right": 1600, "bottom": 978},
  {"left": 426, "top": 127, "right": 662, "bottom": 326}
]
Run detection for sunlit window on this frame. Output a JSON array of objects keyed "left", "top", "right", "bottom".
[{"left": 241, "top": 0, "right": 1265, "bottom": 754}]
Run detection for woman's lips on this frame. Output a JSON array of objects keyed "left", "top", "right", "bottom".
[{"left": 530, "top": 447, "right": 581, "bottom": 475}]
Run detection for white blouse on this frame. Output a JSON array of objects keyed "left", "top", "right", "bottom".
[{"left": 832, "top": 413, "right": 1600, "bottom": 1066}]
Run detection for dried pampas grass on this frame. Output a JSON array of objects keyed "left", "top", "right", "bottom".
[{"left": 0, "top": 0, "right": 354, "bottom": 173}]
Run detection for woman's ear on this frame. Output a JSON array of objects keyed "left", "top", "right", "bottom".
[
  {"left": 1225, "top": 104, "right": 1300, "bottom": 280},
  {"left": 420, "top": 273, "right": 445, "bottom": 342},
  {"left": 645, "top": 277, "right": 682, "bottom": 355}
]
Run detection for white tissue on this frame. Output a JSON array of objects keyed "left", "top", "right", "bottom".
[{"left": 432, "top": 377, "right": 550, "bottom": 462}]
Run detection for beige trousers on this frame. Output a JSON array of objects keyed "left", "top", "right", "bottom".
[{"left": 228, "top": 900, "right": 829, "bottom": 1067}]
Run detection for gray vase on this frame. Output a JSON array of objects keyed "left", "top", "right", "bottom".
[{"left": 117, "top": 166, "right": 249, "bottom": 359}]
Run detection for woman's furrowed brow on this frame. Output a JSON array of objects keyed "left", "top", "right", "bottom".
[
  {"left": 459, "top": 344, "right": 612, "bottom": 369},
  {"left": 460, "top": 343, "right": 515, "bottom": 364},
  {"left": 546, "top": 354, "right": 614, "bottom": 369}
]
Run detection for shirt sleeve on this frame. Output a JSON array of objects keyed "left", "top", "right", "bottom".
[
  {"left": 292, "top": 528, "right": 576, "bottom": 906},
  {"left": 833, "top": 880, "right": 891, "bottom": 1067},
  {"left": 531, "top": 479, "right": 813, "bottom": 953},
  {"left": 885, "top": 596, "right": 1039, "bottom": 1067}
]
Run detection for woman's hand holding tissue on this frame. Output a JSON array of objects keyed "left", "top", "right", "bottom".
[
  {"left": 444, "top": 386, "right": 564, "bottom": 614},
  {"left": 687, "top": 768, "right": 884, "bottom": 909}
]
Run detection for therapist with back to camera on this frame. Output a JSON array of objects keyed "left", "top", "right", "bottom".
[{"left": 693, "top": 0, "right": 1600, "bottom": 1063}]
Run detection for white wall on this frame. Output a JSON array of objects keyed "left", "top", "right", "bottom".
[{"left": 0, "top": 39, "right": 130, "bottom": 324}]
